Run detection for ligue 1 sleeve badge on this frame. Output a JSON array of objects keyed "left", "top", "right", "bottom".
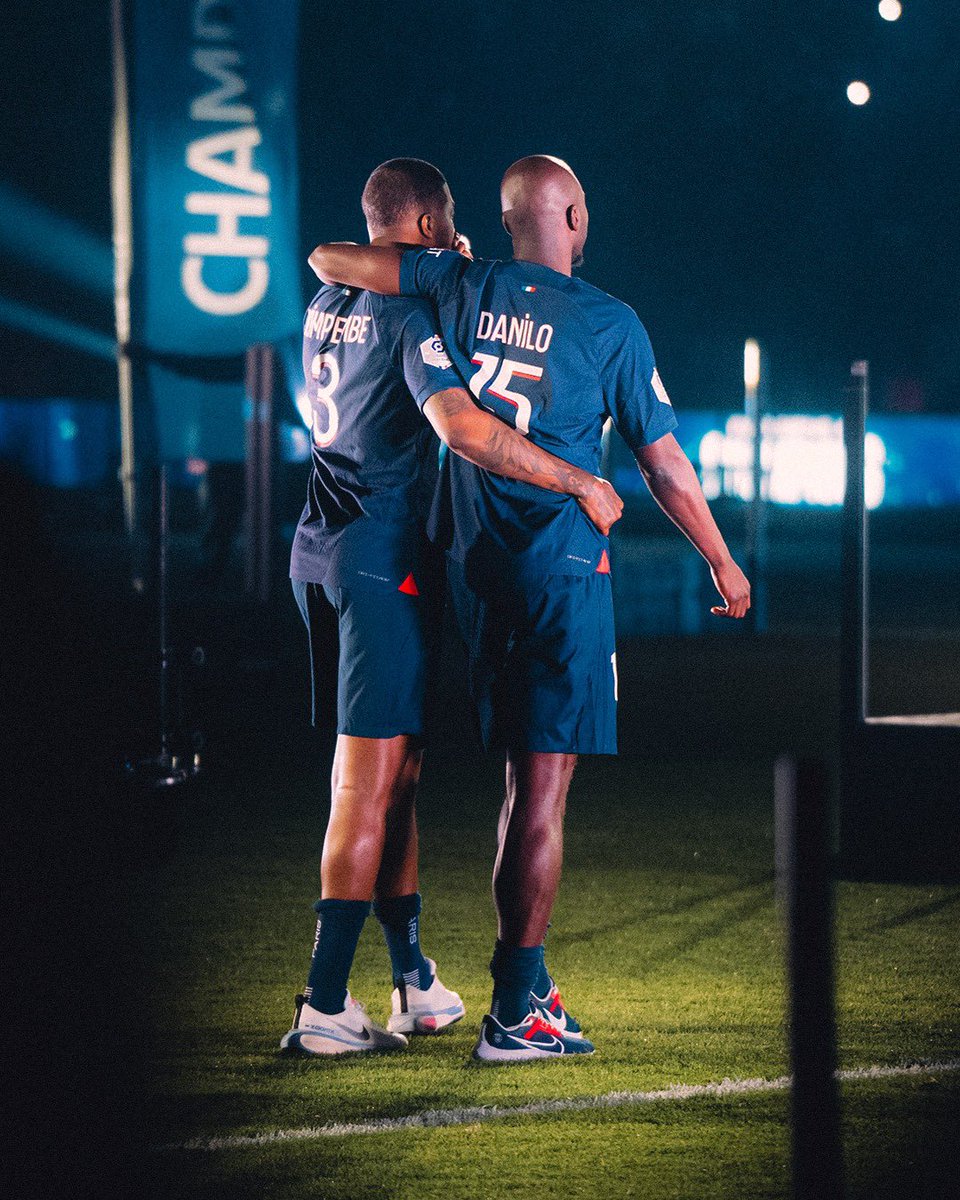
[{"left": 420, "top": 335, "right": 453, "bottom": 370}]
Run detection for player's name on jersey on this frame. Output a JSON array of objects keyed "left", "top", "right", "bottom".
[
  {"left": 304, "top": 308, "right": 373, "bottom": 345},
  {"left": 476, "top": 310, "right": 554, "bottom": 354}
]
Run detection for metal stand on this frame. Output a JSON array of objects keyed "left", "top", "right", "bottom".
[
  {"left": 124, "top": 463, "right": 203, "bottom": 789},
  {"left": 744, "top": 340, "right": 767, "bottom": 632},
  {"left": 244, "top": 344, "right": 274, "bottom": 605},
  {"left": 840, "top": 361, "right": 869, "bottom": 748},
  {"left": 775, "top": 756, "right": 844, "bottom": 1200}
]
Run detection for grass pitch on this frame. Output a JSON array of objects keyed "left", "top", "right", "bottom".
[{"left": 140, "top": 750, "right": 959, "bottom": 1198}]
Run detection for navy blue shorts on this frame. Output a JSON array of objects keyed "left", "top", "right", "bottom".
[
  {"left": 292, "top": 577, "right": 438, "bottom": 739},
  {"left": 445, "top": 557, "right": 618, "bottom": 755}
]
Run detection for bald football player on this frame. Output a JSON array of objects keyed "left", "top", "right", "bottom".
[
  {"left": 308, "top": 156, "right": 749, "bottom": 1062},
  {"left": 282, "top": 159, "right": 624, "bottom": 1057}
]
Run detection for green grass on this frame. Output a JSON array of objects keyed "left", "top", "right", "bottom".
[{"left": 142, "top": 753, "right": 960, "bottom": 1198}]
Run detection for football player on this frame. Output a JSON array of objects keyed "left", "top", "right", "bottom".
[
  {"left": 282, "top": 159, "right": 624, "bottom": 1056},
  {"left": 309, "top": 156, "right": 750, "bottom": 1061}
]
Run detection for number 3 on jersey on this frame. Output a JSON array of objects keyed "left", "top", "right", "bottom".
[
  {"left": 309, "top": 352, "right": 340, "bottom": 447},
  {"left": 469, "top": 354, "right": 543, "bottom": 435}
]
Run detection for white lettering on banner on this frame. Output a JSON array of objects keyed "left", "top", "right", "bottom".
[
  {"left": 187, "top": 129, "right": 268, "bottom": 194},
  {"left": 191, "top": 49, "right": 255, "bottom": 123},
  {"left": 182, "top": 2, "right": 272, "bottom": 317}
]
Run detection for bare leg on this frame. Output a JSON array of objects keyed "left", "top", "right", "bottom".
[
  {"left": 493, "top": 750, "right": 577, "bottom": 946},
  {"left": 321, "top": 734, "right": 419, "bottom": 900},
  {"left": 374, "top": 745, "right": 423, "bottom": 901}
]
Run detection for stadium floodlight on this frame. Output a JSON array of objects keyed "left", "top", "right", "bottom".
[
  {"left": 878, "top": 0, "right": 902, "bottom": 21},
  {"left": 847, "top": 81, "right": 871, "bottom": 106}
]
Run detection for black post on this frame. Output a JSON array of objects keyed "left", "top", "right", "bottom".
[
  {"left": 840, "top": 361, "right": 869, "bottom": 733},
  {"left": 745, "top": 379, "right": 767, "bottom": 632},
  {"left": 839, "top": 362, "right": 869, "bottom": 874},
  {"left": 243, "top": 344, "right": 274, "bottom": 603},
  {"left": 775, "top": 756, "right": 844, "bottom": 1200},
  {"left": 157, "top": 461, "right": 172, "bottom": 760}
]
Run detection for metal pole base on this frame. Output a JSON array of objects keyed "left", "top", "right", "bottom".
[{"left": 123, "top": 749, "right": 202, "bottom": 790}]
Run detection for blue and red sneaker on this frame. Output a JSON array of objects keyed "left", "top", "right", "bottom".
[
  {"left": 530, "top": 978, "right": 587, "bottom": 1040},
  {"left": 473, "top": 1009, "right": 595, "bottom": 1062}
]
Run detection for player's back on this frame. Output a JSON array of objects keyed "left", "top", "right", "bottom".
[
  {"left": 399, "top": 250, "right": 677, "bottom": 584},
  {"left": 290, "top": 284, "right": 447, "bottom": 589}
]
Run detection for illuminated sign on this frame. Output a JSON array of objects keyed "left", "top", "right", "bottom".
[{"left": 698, "top": 414, "right": 887, "bottom": 509}]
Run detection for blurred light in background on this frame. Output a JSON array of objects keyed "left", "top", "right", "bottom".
[
  {"left": 0, "top": 184, "right": 113, "bottom": 296},
  {"left": 698, "top": 415, "right": 886, "bottom": 509},
  {"left": 743, "top": 339, "right": 761, "bottom": 390},
  {"left": 878, "top": 0, "right": 902, "bottom": 22},
  {"left": 847, "top": 81, "right": 872, "bottom": 106},
  {"left": 294, "top": 387, "right": 312, "bottom": 431},
  {"left": 0, "top": 296, "right": 115, "bottom": 360}
]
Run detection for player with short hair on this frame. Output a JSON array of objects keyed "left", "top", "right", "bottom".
[
  {"left": 282, "top": 158, "right": 624, "bottom": 1056},
  {"left": 309, "top": 155, "right": 751, "bottom": 1062}
]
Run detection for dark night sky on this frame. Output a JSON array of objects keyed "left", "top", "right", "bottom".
[{"left": 1, "top": 1, "right": 958, "bottom": 411}]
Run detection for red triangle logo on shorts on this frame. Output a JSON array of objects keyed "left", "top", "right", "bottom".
[
  {"left": 398, "top": 573, "right": 419, "bottom": 596},
  {"left": 596, "top": 550, "right": 611, "bottom": 575}
]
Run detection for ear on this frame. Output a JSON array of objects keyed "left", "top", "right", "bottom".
[
  {"left": 501, "top": 211, "right": 512, "bottom": 235},
  {"left": 417, "top": 211, "right": 432, "bottom": 241},
  {"left": 566, "top": 204, "right": 580, "bottom": 232}
]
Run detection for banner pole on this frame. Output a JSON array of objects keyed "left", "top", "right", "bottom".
[{"left": 110, "top": 0, "right": 137, "bottom": 544}]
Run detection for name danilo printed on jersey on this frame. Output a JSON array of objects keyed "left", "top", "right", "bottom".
[{"left": 476, "top": 311, "right": 554, "bottom": 354}]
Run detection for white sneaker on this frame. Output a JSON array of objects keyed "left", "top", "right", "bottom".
[
  {"left": 280, "top": 991, "right": 408, "bottom": 1056},
  {"left": 386, "top": 959, "right": 466, "bottom": 1034}
]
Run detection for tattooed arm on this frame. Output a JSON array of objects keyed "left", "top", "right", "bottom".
[{"left": 423, "top": 388, "right": 623, "bottom": 536}]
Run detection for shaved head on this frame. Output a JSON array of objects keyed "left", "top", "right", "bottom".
[{"left": 500, "top": 155, "right": 588, "bottom": 271}]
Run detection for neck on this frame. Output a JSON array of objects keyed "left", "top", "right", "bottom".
[
  {"left": 370, "top": 230, "right": 422, "bottom": 248},
  {"left": 509, "top": 231, "right": 573, "bottom": 276}
]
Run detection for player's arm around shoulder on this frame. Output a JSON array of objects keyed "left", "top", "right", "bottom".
[
  {"left": 422, "top": 389, "right": 623, "bottom": 537},
  {"left": 308, "top": 243, "right": 403, "bottom": 293}
]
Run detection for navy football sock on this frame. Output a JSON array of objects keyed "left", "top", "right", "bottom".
[
  {"left": 304, "top": 898, "right": 370, "bottom": 1014},
  {"left": 532, "top": 944, "right": 552, "bottom": 997},
  {"left": 373, "top": 892, "right": 432, "bottom": 990},
  {"left": 490, "top": 940, "right": 543, "bottom": 1027}
]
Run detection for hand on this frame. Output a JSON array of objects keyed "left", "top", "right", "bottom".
[
  {"left": 453, "top": 232, "right": 474, "bottom": 259},
  {"left": 576, "top": 476, "right": 624, "bottom": 536},
  {"left": 710, "top": 557, "right": 751, "bottom": 618}
]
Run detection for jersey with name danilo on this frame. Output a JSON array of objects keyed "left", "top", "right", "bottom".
[
  {"left": 290, "top": 284, "right": 464, "bottom": 589},
  {"left": 398, "top": 249, "right": 678, "bottom": 583}
]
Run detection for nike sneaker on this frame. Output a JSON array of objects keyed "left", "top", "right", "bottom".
[
  {"left": 280, "top": 991, "right": 408, "bottom": 1056},
  {"left": 472, "top": 1009, "right": 595, "bottom": 1062},
  {"left": 530, "top": 977, "right": 587, "bottom": 1040},
  {"left": 386, "top": 958, "right": 466, "bottom": 1034}
]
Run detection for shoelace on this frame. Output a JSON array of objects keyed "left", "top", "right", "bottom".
[{"left": 523, "top": 1015, "right": 564, "bottom": 1041}]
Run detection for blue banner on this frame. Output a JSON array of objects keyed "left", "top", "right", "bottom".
[{"left": 130, "top": 0, "right": 301, "bottom": 356}]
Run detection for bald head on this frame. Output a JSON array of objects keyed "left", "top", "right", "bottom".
[{"left": 500, "top": 156, "right": 588, "bottom": 272}]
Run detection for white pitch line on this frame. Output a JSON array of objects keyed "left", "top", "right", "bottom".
[{"left": 161, "top": 1059, "right": 960, "bottom": 1153}]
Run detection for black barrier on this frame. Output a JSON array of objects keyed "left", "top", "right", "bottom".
[
  {"left": 839, "top": 360, "right": 960, "bottom": 882},
  {"left": 775, "top": 756, "right": 844, "bottom": 1200}
]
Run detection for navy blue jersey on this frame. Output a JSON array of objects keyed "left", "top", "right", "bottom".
[
  {"left": 290, "top": 284, "right": 463, "bottom": 587},
  {"left": 399, "top": 249, "right": 678, "bottom": 582}
]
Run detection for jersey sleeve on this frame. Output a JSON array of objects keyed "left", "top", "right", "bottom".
[
  {"left": 398, "top": 247, "right": 471, "bottom": 305},
  {"left": 599, "top": 305, "right": 679, "bottom": 451},
  {"left": 391, "top": 301, "right": 466, "bottom": 410}
]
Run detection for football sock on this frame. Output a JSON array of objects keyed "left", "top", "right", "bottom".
[
  {"left": 373, "top": 891, "right": 433, "bottom": 990},
  {"left": 490, "top": 940, "right": 543, "bottom": 1027},
  {"left": 304, "top": 898, "right": 370, "bottom": 1014},
  {"left": 532, "top": 944, "right": 552, "bottom": 997}
]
